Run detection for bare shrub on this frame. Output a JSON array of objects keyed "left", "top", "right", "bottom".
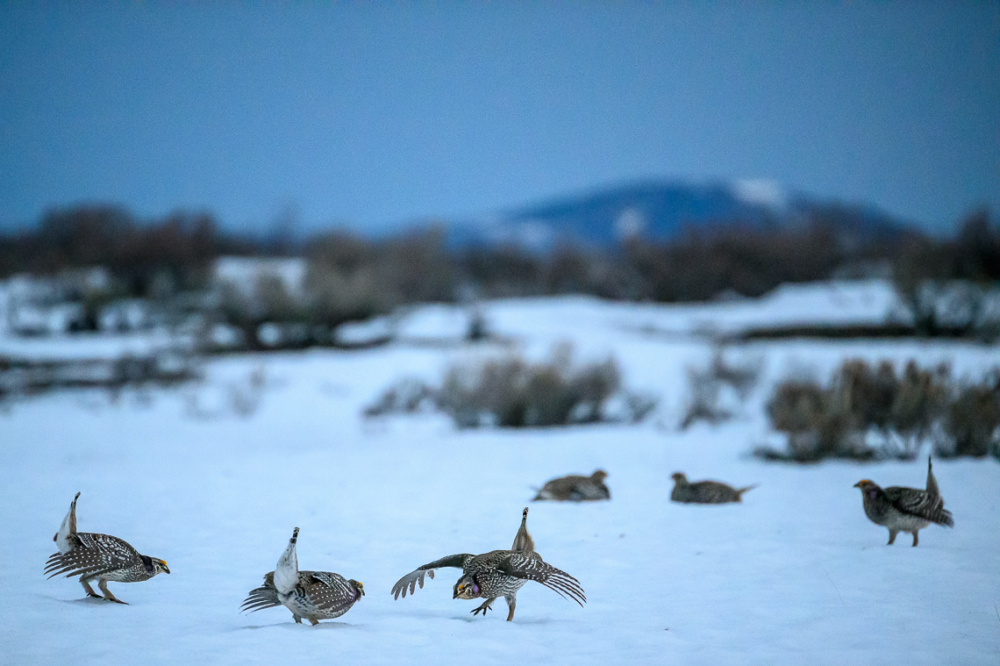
[
  {"left": 892, "top": 209, "right": 1000, "bottom": 341},
  {"left": 439, "top": 354, "right": 530, "bottom": 427},
  {"left": 940, "top": 374, "right": 1000, "bottom": 458},
  {"left": 760, "top": 359, "right": 999, "bottom": 461},
  {"left": 681, "top": 350, "right": 762, "bottom": 429},
  {"left": 366, "top": 343, "right": 652, "bottom": 429},
  {"left": 890, "top": 361, "right": 951, "bottom": 454},
  {"left": 761, "top": 379, "right": 869, "bottom": 461},
  {"left": 363, "top": 377, "right": 436, "bottom": 419},
  {"left": 227, "top": 364, "right": 267, "bottom": 418},
  {"left": 465, "top": 307, "right": 489, "bottom": 342},
  {"left": 305, "top": 227, "right": 455, "bottom": 329},
  {"left": 619, "top": 390, "right": 660, "bottom": 424}
]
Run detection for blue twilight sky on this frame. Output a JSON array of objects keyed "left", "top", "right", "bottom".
[{"left": 1, "top": 3, "right": 997, "bottom": 235}]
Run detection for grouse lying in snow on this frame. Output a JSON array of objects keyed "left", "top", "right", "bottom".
[
  {"left": 533, "top": 470, "right": 610, "bottom": 501},
  {"left": 670, "top": 472, "right": 757, "bottom": 504}
]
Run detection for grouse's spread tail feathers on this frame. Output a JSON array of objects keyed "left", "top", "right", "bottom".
[
  {"left": 501, "top": 553, "right": 586, "bottom": 607},
  {"left": 240, "top": 572, "right": 282, "bottom": 613}
]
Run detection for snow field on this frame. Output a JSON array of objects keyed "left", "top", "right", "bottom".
[{"left": 1, "top": 289, "right": 998, "bottom": 665}]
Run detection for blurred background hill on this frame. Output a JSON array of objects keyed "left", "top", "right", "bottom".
[{"left": 0, "top": 1, "right": 997, "bottom": 399}]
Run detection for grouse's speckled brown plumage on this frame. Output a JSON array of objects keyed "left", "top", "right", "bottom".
[
  {"left": 854, "top": 457, "right": 953, "bottom": 546},
  {"left": 44, "top": 492, "right": 169, "bottom": 604},
  {"left": 670, "top": 472, "right": 757, "bottom": 504},
  {"left": 241, "top": 528, "right": 364, "bottom": 625},
  {"left": 533, "top": 470, "right": 610, "bottom": 501},
  {"left": 390, "top": 508, "right": 585, "bottom": 621}
]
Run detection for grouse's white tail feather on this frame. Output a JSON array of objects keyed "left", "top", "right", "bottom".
[
  {"left": 273, "top": 527, "right": 300, "bottom": 595},
  {"left": 55, "top": 492, "right": 80, "bottom": 554}
]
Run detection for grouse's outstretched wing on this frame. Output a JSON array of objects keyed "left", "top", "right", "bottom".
[
  {"left": 304, "top": 571, "right": 362, "bottom": 616},
  {"left": 44, "top": 532, "right": 141, "bottom": 580},
  {"left": 499, "top": 552, "right": 586, "bottom": 606},
  {"left": 391, "top": 554, "right": 473, "bottom": 599}
]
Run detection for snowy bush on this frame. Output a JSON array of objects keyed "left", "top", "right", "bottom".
[
  {"left": 680, "top": 350, "right": 762, "bottom": 429},
  {"left": 438, "top": 345, "right": 625, "bottom": 428},
  {"left": 364, "top": 343, "right": 657, "bottom": 428},
  {"left": 758, "top": 359, "right": 999, "bottom": 461},
  {"left": 940, "top": 374, "right": 1000, "bottom": 458},
  {"left": 362, "top": 377, "right": 437, "bottom": 418}
]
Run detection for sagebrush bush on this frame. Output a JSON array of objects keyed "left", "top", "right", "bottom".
[
  {"left": 760, "top": 359, "right": 1000, "bottom": 461},
  {"left": 763, "top": 379, "right": 866, "bottom": 461},
  {"left": 362, "top": 377, "right": 436, "bottom": 419},
  {"left": 681, "top": 350, "right": 762, "bottom": 429},
  {"left": 365, "top": 344, "right": 654, "bottom": 429},
  {"left": 439, "top": 348, "right": 622, "bottom": 428},
  {"left": 941, "top": 374, "right": 1000, "bottom": 458}
]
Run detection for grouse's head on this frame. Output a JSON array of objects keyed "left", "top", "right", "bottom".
[
  {"left": 853, "top": 479, "right": 881, "bottom": 500},
  {"left": 592, "top": 469, "right": 608, "bottom": 482},
  {"left": 671, "top": 472, "right": 688, "bottom": 485},
  {"left": 453, "top": 575, "right": 480, "bottom": 600},
  {"left": 350, "top": 580, "right": 365, "bottom": 599},
  {"left": 141, "top": 555, "right": 170, "bottom": 575}
]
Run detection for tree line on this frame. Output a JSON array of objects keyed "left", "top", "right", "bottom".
[{"left": 1, "top": 203, "right": 996, "bottom": 308}]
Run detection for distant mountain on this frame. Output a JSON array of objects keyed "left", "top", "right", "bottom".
[{"left": 448, "top": 180, "right": 910, "bottom": 250}]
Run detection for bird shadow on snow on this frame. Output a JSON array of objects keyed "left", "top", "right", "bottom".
[
  {"left": 237, "top": 620, "right": 355, "bottom": 632},
  {"left": 43, "top": 594, "right": 125, "bottom": 607},
  {"left": 446, "top": 614, "right": 556, "bottom": 626},
  {"left": 507, "top": 617, "right": 557, "bottom": 626}
]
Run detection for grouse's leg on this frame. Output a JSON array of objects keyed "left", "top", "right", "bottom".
[
  {"left": 887, "top": 529, "right": 898, "bottom": 545},
  {"left": 471, "top": 598, "right": 496, "bottom": 616},
  {"left": 505, "top": 596, "right": 516, "bottom": 622},
  {"left": 98, "top": 579, "right": 127, "bottom": 605},
  {"left": 80, "top": 579, "right": 100, "bottom": 599},
  {"left": 911, "top": 531, "right": 920, "bottom": 547}
]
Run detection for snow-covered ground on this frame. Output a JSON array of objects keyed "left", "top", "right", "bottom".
[{"left": 1, "top": 283, "right": 998, "bottom": 665}]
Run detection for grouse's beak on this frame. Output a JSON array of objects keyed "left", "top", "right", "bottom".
[
  {"left": 853, "top": 480, "right": 868, "bottom": 489},
  {"left": 159, "top": 560, "right": 171, "bottom": 574},
  {"left": 358, "top": 582, "right": 365, "bottom": 597}
]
